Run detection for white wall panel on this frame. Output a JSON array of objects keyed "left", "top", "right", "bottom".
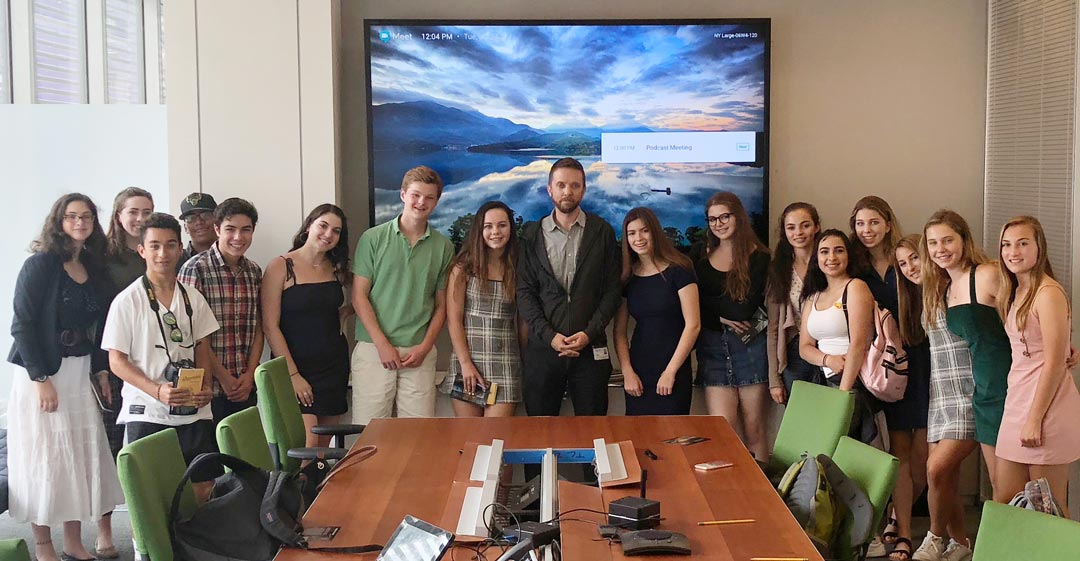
[{"left": 0, "top": 106, "right": 168, "bottom": 422}]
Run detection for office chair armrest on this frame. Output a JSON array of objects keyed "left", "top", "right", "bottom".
[
  {"left": 310, "top": 424, "right": 365, "bottom": 437},
  {"left": 286, "top": 447, "right": 349, "bottom": 461}
]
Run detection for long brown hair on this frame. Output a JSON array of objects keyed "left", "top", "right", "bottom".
[
  {"left": 291, "top": 204, "right": 351, "bottom": 285},
  {"left": 920, "top": 209, "right": 988, "bottom": 326},
  {"left": 766, "top": 202, "right": 820, "bottom": 304},
  {"left": 33, "top": 193, "right": 108, "bottom": 261},
  {"left": 621, "top": 207, "right": 693, "bottom": 282},
  {"left": 894, "top": 235, "right": 926, "bottom": 345},
  {"left": 704, "top": 191, "right": 768, "bottom": 302},
  {"left": 106, "top": 187, "right": 153, "bottom": 257},
  {"left": 996, "top": 216, "right": 1057, "bottom": 333},
  {"left": 849, "top": 195, "right": 903, "bottom": 277},
  {"left": 449, "top": 201, "right": 519, "bottom": 301}
]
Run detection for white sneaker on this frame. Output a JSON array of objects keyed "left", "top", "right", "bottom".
[
  {"left": 942, "top": 538, "right": 973, "bottom": 561},
  {"left": 912, "top": 532, "right": 948, "bottom": 561},
  {"left": 866, "top": 536, "right": 887, "bottom": 557}
]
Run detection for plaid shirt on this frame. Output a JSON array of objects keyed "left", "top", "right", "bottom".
[{"left": 177, "top": 242, "right": 262, "bottom": 396}]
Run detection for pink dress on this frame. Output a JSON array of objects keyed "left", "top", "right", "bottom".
[{"left": 996, "top": 296, "right": 1080, "bottom": 464}]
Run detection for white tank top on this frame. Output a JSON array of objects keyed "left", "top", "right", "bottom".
[{"left": 806, "top": 292, "right": 850, "bottom": 378}]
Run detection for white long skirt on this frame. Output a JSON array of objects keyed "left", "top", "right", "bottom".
[{"left": 8, "top": 355, "right": 125, "bottom": 525}]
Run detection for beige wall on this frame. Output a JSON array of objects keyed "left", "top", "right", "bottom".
[
  {"left": 340, "top": 0, "right": 988, "bottom": 245},
  {"left": 164, "top": 0, "right": 339, "bottom": 267}
]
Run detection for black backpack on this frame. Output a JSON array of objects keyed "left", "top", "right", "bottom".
[
  {"left": 169, "top": 452, "right": 382, "bottom": 561},
  {"left": 169, "top": 453, "right": 305, "bottom": 561}
]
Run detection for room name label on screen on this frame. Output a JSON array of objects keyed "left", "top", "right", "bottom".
[{"left": 601, "top": 132, "right": 756, "bottom": 164}]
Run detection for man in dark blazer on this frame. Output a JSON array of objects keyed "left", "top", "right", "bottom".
[{"left": 516, "top": 157, "right": 622, "bottom": 416}]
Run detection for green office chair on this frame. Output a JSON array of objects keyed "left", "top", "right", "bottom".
[
  {"left": 117, "top": 429, "right": 193, "bottom": 561},
  {"left": 255, "top": 357, "right": 364, "bottom": 472},
  {"left": 768, "top": 381, "right": 855, "bottom": 475},
  {"left": 0, "top": 539, "right": 30, "bottom": 561},
  {"left": 216, "top": 406, "right": 274, "bottom": 471},
  {"left": 972, "top": 501, "right": 1080, "bottom": 560},
  {"left": 831, "top": 436, "right": 899, "bottom": 560}
]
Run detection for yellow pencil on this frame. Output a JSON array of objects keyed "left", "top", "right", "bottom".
[{"left": 696, "top": 518, "right": 755, "bottom": 526}]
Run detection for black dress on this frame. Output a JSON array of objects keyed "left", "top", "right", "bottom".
[
  {"left": 624, "top": 265, "right": 696, "bottom": 415},
  {"left": 278, "top": 259, "right": 350, "bottom": 416}
]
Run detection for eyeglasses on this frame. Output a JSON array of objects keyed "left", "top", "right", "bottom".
[
  {"left": 184, "top": 211, "right": 213, "bottom": 224},
  {"left": 63, "top": 213, "right": 95, "bottom": 224},
  {"left": 706, "top": 213, "right": 734, "bottom": 226},
  {"left": 161, "top": 310, "right": 184, "bottom": 343}
]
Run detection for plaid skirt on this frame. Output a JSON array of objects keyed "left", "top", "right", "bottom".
[{"left": 925, "top": 309, "right": 976, "bottom": 442}]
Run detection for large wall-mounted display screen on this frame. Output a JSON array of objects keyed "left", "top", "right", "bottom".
[{"left": 365, "top": 19, "right": 771, "bottom": 247}]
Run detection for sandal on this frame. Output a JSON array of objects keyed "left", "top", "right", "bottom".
[
  {"left": 94, "top": 545, "right": 119, "bottom": 559},
  {"left": 882, "top": 515, "right": 899, "bottom": 544},
  {"left": 889, "top": 537, "right": 912, "bottom": 561}
]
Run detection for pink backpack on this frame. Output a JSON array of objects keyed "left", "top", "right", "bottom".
[{"left": 842, "top": 285, "right": 909, "bottom": 402}]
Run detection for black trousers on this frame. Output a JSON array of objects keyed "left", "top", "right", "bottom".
[
  {"left": 211, "top": 391, "right": 258, "bottom": 426},
  {"left": 522, "top": 339, "right": 612, "bottom": 417},
  {"left": 125, "top": 420, "right": 221, "bottom": 482}
]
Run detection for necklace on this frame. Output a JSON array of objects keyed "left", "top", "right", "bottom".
[
  {"left": 1018, "top": 317, "right": 1032, "bottom": 358},
  {"left": 297, "top": 249, "right": 326, "bottom": 269}
]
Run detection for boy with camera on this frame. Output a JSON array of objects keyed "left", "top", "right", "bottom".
[{"left": 102, "top": 212, "right": 220, "bottom": 499}]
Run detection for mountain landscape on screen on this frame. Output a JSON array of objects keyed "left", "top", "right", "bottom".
[{"left": 366, "top": 22, "right": 770, "bottom": 247}]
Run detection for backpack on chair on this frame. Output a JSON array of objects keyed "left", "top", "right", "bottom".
[
  {"left": 169, "top": 453, "right": 305, "bottom": 561},
  {"left": 170, "top": 448, "right": 382, "bottom": 561},
  {"left": 777, "top": 453, "right": 874, "bottom": 559},
  {"left": 777, "top": 454, "right": 842, "bottom": 555}
]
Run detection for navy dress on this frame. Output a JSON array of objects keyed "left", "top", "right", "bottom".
[
  {"left": 624, "top": 265, "right": 696, "bottom": 415},
  {"left": 862, "top": 266, "right": 930, "bottom": 431}
]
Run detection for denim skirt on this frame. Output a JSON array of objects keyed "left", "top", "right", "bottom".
[{"left": 696, "top": 327, "right": 768, "bottom": 387}]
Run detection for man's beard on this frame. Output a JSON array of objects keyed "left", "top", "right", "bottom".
[{"left": 555, "top": 199, "right": 580, "bottom": 213}]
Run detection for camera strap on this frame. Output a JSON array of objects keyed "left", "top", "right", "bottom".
[{"left": 142, "top": 275, "right": 194, "bottom": 364}]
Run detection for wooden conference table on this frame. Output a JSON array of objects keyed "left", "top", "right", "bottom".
[{"left": 276, "top": 416, "right": 822, "bottom": 561}]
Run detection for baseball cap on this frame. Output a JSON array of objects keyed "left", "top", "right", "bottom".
[{"left": 179, "top": 192, "right": 218, "bottom": 219}]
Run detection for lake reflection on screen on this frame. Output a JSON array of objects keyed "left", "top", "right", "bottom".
[{"left": 374, "top": 155, "right": 764, "bottom": 249}]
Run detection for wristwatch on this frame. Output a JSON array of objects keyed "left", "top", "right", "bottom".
[{"left": 32, "top": 374, "right": 48, "bottom": 383}]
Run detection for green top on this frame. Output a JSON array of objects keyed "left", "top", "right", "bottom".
[
  {"left": 945, "top": 269, "right": 1010, "bottom": 444},
  {"left": 105, "top": 246, "right": 145, "bottom": 298},
  {"left": 353, "top": 216, "right": 454, "bottom": 347}
]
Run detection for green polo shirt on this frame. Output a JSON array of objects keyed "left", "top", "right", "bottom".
[{"left": 353, "top": 216, "right": 454, "bottom": 347}]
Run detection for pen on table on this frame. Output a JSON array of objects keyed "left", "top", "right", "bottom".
[
  {"left": 644, "top": 449, "right": 658, "bottom": 460},
  {"left": 749, "top": 557, "right": 809, "bottom": 561},
  {"left": 697, "top": 518, "right": 755, "bottom": 526}
]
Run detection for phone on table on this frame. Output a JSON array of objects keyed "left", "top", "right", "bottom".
[
  {"left": 694, "top": 460, "right": 734, "bottom": 471},
  {"left": 301, "top": 526, "right": 341, "bottom": 542}
]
